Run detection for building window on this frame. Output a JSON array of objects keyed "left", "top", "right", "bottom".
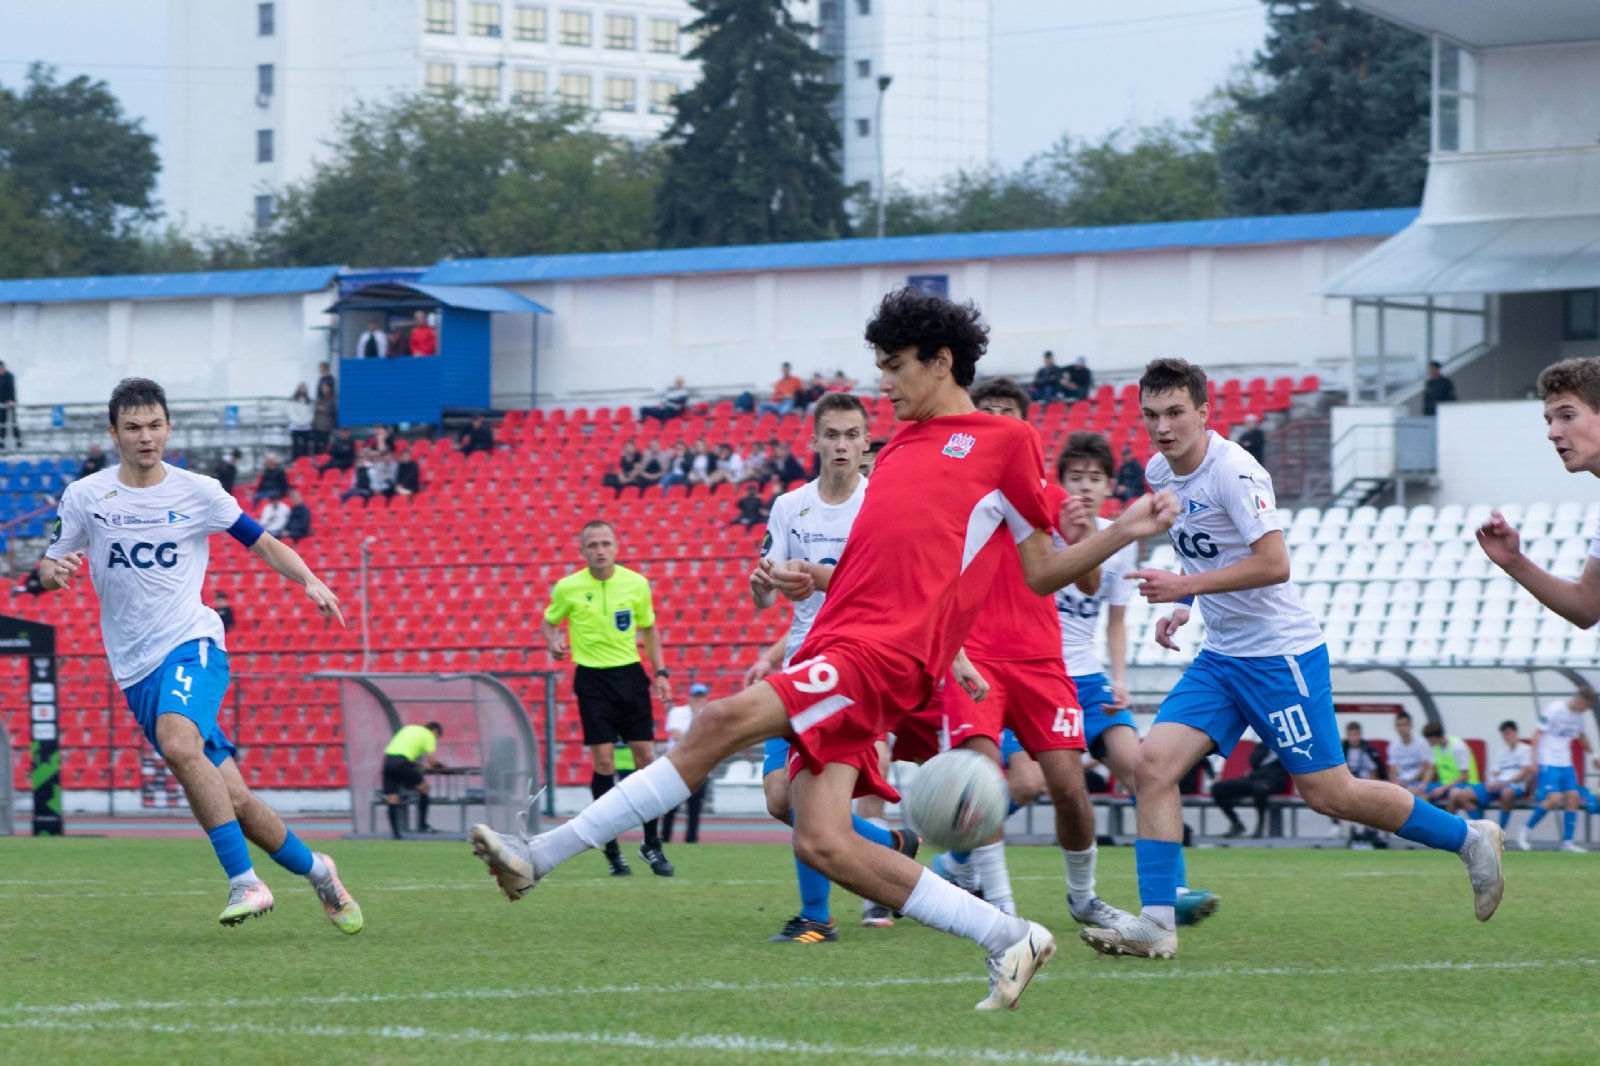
[
  {"left": 468, "top": 64, "right": 502, "bottom": 100},
  {"left": 514, "top": 5, "right": 546, "bottom": 41},
  {"left": 1563, "top": 291, "right": 1600, "bottom": 341},
  {"left": 254, "top": 195, "right": 274, "bottom": 230},
  {"left": 603, "top": 76, "right": 636, "bottom": 112},
  {"left": 1433, "top": 39, "right": 1475, "bottom": 153},
  {"left": 558, "top": 72, "right": 592, "bottom": 107},
  {"left": 257, "top": 2, "right": 275, "bottom": 36},
  {"left": 605, "top": 14, "right": 636, "bottom": 50},
  {"left": 820, "top": 1, "right": 838, "bottom": 19},
  {"left": 257, "top": 63, "right": 274, "bottom": 97},
  {"left": 856, "top": 0, "right": 870, "bottom": 14},
  {"left": 425, "top": 62, "right": 455, "bottom": 95},
  {"left": 560, "top": 10, "right": 592, "bottom": 46},
  {"left": 856, "top": 58, "right": 870, "bottom": 78},
  {"left": 856, "top": 118, "right": 870, "bottom": 137},
  {"left": 649, "top": 80, "right": 677, "bottom": 115},
  {"left": 513, "top": 67, "right": 547, "bottom": 105},
  {"left": 469, "top": 1, "right": 501, "bottom": 36},
  {"left": 256, "top": 129, "right": 273, "bottom": 163},
  {"left": 426, "top": 0, "right": 456, "bottom": 34},
  {"left": 647, "top": 18, "right": 679, "bottom": 54}
]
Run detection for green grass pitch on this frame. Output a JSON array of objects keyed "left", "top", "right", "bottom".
[{"left": 0, "top": 837, "right": 1595, "bottom": 1065}]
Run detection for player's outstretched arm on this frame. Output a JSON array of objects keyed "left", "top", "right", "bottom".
[
  {"left": 1017, "top": 491, "right": 1179, "bottom": 596},
  {"left": 1479, "top": 512, "right": 1600, "bottom": 628},
  {"left": 248, "top": 532, "right": 345, "bottom": 626},
  {"left": 37, "top": 551, "right": 85, "bottom": 592}
]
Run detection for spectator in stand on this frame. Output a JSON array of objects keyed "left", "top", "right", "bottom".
[
  {"left": 1211, "top": 743, "right": 1290, "bottom": 839},
  {"left": 386, "top": 324, "right": 411, "bottom": 358},
  {"left": 1387, "top": 710, "right": 1434, "bottom": 799},
  {"left": 729, "top": 481, "right": 770, "bottom": 527},
  {"left": 686, "top": 439, "right": 716, "bottom": 490},
  {"left": 312, "top": 378, "right": 338, "bottom": 454},
  {"left": 457, "top": 414, "right": 495, "bottom": 455},
  {"left": 369, "top": 425, "right": 397, "bottom": 455},
  {"left": 288, "top": 383, "right": 315, "bottom": 459},
  {"left": 660, "top": 682, "right": 711, "bottom": 844},
  {"left": 860, "top": 438, "right": 886, "bottom": 477},
  {"left": 341, "top": 451, "right": 375, "bottom": 504},
  {"left": 316, "top": 360, "right": 336, "bottom": 399},
  {"left": 634, "top": 446, "right": 666, "bottom": 491},
  {"left": 356, "top": 318, "right": 388, "bottom": 359},
  {"left": 829, "top": 369, "right": 858, "bottom": 393},
  {"left": 757, "top": 362, "right": 804, "bottom": 417},
  {"left": 1113, "top": 446, "right": 1145, "bottom": 503},
  {"left": 1063, "top": 356, "right": 1093, "bottom": 402},
  {"left": 393, "top": 444, "right": 421, "bottom": 497},
  {"left": 657, "top": 442, "right": 692, "bottom": 494},
  {"left": 212, "top": 590, "right": 236, "bottom": 633},
  {"left": 408, "top": 310, "right": 437, "bottom": 356},
  {"left": 1031, "top": 351, "right": 1065, "bottom": 405},
  {"left": 259, "top": 494, "right": 291, "bottom": 536},
  {"left": 1237, "top": 413, "right": 1266, "bottom": 465},
  {"left": 78, "top": 444, "right": 108, "bottom": 479},
  {"left": 210, "top": 449, "right": 240, "bottom": 495},
  {"left": 603, "top": 441, "right": 643, "bottom": 495},
  {"left": 369, "top": 451, "right": 397, "bottom": 498},
  {"left": 284, "top": 490, "right": 313, "bottom": 541},
  {"left": 1332, "top": 722, "right": 1388, "bottom": 844},
  {"left": 740, "top": 440, "right": 776, "bottom": 484},
  {"left": 0, "top": 359, "right": 18, "bottom": 450},
  {"left": 319, "top": 427, "right": 356, "bottom": 478},
  {"left": 771, "top": 440, "right": 807, "bottom": 485},
  {"left": 251, "top": 452, "right": 290, "bottom": 504},
  {"left": 794, "top": 373, "right": 827, "bottom": 414},
  {"left": 1422, "top": 360, "right": 1456, "bottom": 416},
  {"left": 708, "top": 443, "right": 745, "bottom": 486},
  {"left": 639, "top": 377, "right": 691, "bottom": 424},
  {"left": 1447, "top": 719, "right": 1533, "bottom": 829}
]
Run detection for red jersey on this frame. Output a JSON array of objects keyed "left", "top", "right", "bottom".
[
  {"left": 799, "top": 412, "right": 1053, "bottom": 684},
  {"left": 962, "top": 482, "right": 1067, "bottom": 662}
]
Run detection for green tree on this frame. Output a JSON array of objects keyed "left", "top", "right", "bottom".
[
  {"left": 0, "top": 63, "right": 161, "bottom": 277},
  {"left": 1219, "top": 0, "right": 1430, "bottom": 214},
  {"left": 258, "top": 90, "right": 661, "bottom": 266},
  {"left": 656, "top": 0, "right": 849, "bottom": 247}
]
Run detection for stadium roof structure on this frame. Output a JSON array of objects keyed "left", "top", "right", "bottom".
[
  {"left": 0, "top": 265, "right": 343, "bottom": 305},
  {"left": 329, "top": 281, "right": 552, "bottom": 315},
  {"left": 1323, "top": 215, "right": 1600, "bottom": 298},
  {"left": 1349, "top": 0, "right": 1600, "bottom": 49},
  {"left": 419, "top": 209, "right": 1419, "bottom": 287}
]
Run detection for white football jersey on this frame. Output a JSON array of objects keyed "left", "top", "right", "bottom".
[
  {"left": 1488, "top": 742, "right": 1533, "bottom": 788},
  {"left": 761, "top": 477, "right": 868, "bottom": 665},
  {"left": 1144, "top": 431, "right": 1322, "bottom": 657},
  {"left": 1589, "top": 517, "right": 1600, "bottom": 560},
  {"left": 47, "top": 464, "right": 243, "bottom": 687},
  {"left": 1054, "top": 517, "right": 1137, "bottom": 677},
  {"left": 1535, "top": 700, "right": 1588, "bottom": 767},
  {"left": 1390, "top": 736, "right": 1432, "bottom": 785}
]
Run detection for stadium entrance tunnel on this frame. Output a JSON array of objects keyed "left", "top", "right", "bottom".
[{"left": 315, "top": 671, "right": 540, "bottom": 840}]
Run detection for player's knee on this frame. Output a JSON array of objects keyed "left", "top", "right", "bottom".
[
  {"left": 792, "top": 823, "right": 850, "bottom": 873},
  {"left": 1299, "top": 779, "right": 1356, "bottom": 820},
  {"left": 591, "top": 750, "right": 615, "bottom": 775},
  {"left": 763, "top": 777, "right": 791, "bottom": 824}
]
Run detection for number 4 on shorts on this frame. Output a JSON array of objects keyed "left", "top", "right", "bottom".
[{"left": 1052, "top": 707, "right": 1081, "bottom": 738}]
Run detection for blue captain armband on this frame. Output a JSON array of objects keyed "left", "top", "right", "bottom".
[
  {"left": 227, "top": 514, "right": 265, "bottom": 547},
  {"left": 1177, "top": 595, "right": 1195, "bottom": 607}
]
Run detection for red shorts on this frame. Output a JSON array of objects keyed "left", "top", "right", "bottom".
[
  {"left": 765, "top": 639, "right": 933, "bottom": 802},
  {"left": 891, "top": 669, "right": 1007, "bottom": 765},
  {"left": 967, "top": 656, "right": 1086, "bottom": 757}
]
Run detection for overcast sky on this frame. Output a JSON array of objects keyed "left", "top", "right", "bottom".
[{"left": 0, "top": 0, "right": 1269, "bottom": 206}]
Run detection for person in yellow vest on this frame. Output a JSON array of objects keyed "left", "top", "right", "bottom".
[
  {"left": 541, "top": 519, "right": 674, "bottom": 878},
  {"left": 382, "top": 721, "right": 445, "bottom": 839},
  {"left": 1422, "top": 721, "right": 1479, "bottom": 806}
]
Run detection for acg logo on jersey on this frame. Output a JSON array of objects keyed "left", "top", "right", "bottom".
[
  {"left": 1170, "top": 530, "right": 1218, "bottom": 560},
  {"left": 107, "top": 542, "right": 179, "bottom": 569}
]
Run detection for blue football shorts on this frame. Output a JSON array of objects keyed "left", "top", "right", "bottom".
[{"left": 122, "top": 638, "right": 236, "bottom": 767}]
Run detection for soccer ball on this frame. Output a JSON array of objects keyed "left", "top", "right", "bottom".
[{"left": 901, "top": 748, "right": 1008, "bottom": 852}]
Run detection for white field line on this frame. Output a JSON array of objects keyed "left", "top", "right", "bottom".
[
  {"left": 0, "top": 1015, "right": 1311, "bottom": 1066},
  {"left": 1, "top": 958, "right": 1593, "bottom": 1023}
]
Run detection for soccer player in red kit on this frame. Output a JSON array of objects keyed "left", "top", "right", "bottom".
[{"left": 469, "top": 288, "right": 1178, "bottom": 1010}]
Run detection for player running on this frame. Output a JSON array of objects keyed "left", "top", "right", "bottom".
[
  {"left": 748, "top": 392, "right": 921, "bottom": 943},
  {"left": 38, "top": 377, "right": 362, "bottom": 932},
  {"left": 470, "top": 288, "right": 1178, "bottom": 1009},
  {"left": 1518, "top": 688, "right": 1595, "bottom": 852},
  {"left": 1081, "top": 358, "right": 1505, "bottom": 961}
]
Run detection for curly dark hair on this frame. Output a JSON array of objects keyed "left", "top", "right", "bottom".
[
  {"left": 863, "top": 288, "right": 989, "bottom": 387},
  {"left": 969, "top": 377, "right": 1030, "bottom": 418},
  {"left": 108, "top": 377, "right": 169, "bottom": 427},
  {"left": 1536, "top": 358, "right": 1600, "bottom": 412},
  {"left": 1139, "top": 358, "right": 1208, "bottom": 410}
]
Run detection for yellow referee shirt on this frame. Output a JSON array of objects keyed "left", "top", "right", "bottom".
[
  {"left": 544, "top": 565, "right": 657, "bottom": 668},
  {"left": 385, "top": 724, "right": 438, "bottom": 761}
]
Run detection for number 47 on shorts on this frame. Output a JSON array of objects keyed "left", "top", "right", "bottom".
[{"left": 1052, "top": 707, "right": 1081, "bottom": 738}]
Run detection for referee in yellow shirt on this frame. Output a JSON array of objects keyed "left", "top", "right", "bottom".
[{"left": 543, "top": 519, "right": 674, "bottom": 877}]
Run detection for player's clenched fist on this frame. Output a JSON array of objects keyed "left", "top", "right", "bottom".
[
  {"left": 40, "top": 551, "right": 84, "bottom": 591},
  {"left": 1114, "top": 490, "right": 1179, "bottom": 539},
  {"left": 1475, "top": 511, "right": 1522, "bottom": 568}
]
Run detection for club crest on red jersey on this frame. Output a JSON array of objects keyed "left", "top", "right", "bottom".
[{"left": 941, "top": 432, "right": 976, "bottom": 459}]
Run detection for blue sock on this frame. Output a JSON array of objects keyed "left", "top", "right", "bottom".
[
  {"left": 1134, "top": 839, "right": 1181, "bottom": 908},
  {"left": 268, "top": 829, "right": 314, "bottom": 876},
  {"left": 795, "top": 855, "right": 831, "bottom": 923},
  {"left": 950, "top": 849, "right": 971, "bottom": 864},
  {"left": 1007, "top": 799, "right": 1021, "bottom": 817},
  {"left": 207, "top": 820, "right": 253, "bottom": 878},
  {"left": 1527, "top": 806, "right": 1549, "bottom": 830},
  {"left": 850, "top": 813, "right": 893, "bottom": 848},
  {"left": 1562, "top": 810, "right": 1577, "bottom": 842},
  {"left": 1175, "top": 845, "right": 1189, "bottom": 891},
  {"left": 1395, "top": 795, "right": 1469, "bottom": 852},
  {"left": 1497, "top": 808, "right": 1511, "bottom": 828}
]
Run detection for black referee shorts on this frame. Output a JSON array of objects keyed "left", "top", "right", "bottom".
[
  {"left": 574, "top": 663, "right": 656, "bottom": 747},
  {"left": 382, "top": 754, "right": 425, "bottom": 794}
]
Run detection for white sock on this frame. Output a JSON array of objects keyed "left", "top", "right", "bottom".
[
  {"left": 1459, "top": 824, "right": 1482, "bottom": 855},
  {"left": 1141, "top": 904, "right": 1175, "bottom": 930},
  {"left": 545, "top": 758, "right": 692, "bottom": 868},
  {"left": 901, "top": 867, "right": 1028, "bottom": 955},
  {"left": 969, "top": 841, "right": 1015, "bottom": 915},
  {"left": 1063, "top": 846, "right": 1096, "bottom": 907},
  {"left": 229, "top": 869, "right": 260, "bottom": 889},
  {"left": 306, "top": 854, "right": 330, "bottom": 882}
]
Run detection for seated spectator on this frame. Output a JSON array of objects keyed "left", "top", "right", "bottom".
[
  {"left": 603, "top": 441, "right": 643, "bottom": 494},
  {"left": 1422, "top": 360, "right": 1455, "bottom": 416},
  {"left": 729, "top": 482, "right": 770, "bottom": 527},
  {"left": 259, "top": 496, "right": 291, "bottom": 536},
  {"left": 1063, "top": 356, "right": 1092, "bottom": 402},
  {"left": 457, "top": 414, "right": 495, "bottom": 455},
  {"left": 757, "top": 362, "right": 805, "bottom": 418},
  {"left": 1212, "top": 743, "right": 1290, "bottom": 839},
  {"left": 369, "top": 425, "right": 397, "bottom": 454},
  {"left": 392, "top": 443, "right": 421, "bottom": 496},
  {"left": 1112, "top": 447, "right": 1145, "bottom": 503},
  {"left": 357, "top": 318, "right": 388, "bottom": 359},
  {"left": 369, "top": 453, "right": 397, "bottom": 498},
  {"left": 386, "top": 325, "right": 410, "bottom": 358},
  {"left": 312, "top": 378, "right": 338, "bottom": 454},
  {"left": 741, "top": 440, "right": 776, "bottom": 484},
  {"left": 658, "top": 443, "right": 692, "bottom": 493},
  {"left": 1387, "top": 710, "right": 1434, "bottom": 799},
  {"left": 408, "top": 310, "right": 437, "bottom": 356},
  {"left": 1422, "top": 721, "right": 1478, "bottom": 807},
  {"left": 793, "top": 373, "right": 827, "bottom": 413},
  {"left": 640, "top": 377, "right": 691, "bottom": 424},
  {"left": 828, "top": 369, "right": 858, "bottom": 393},
  {"left": 1237, "top": 413, "right": 1265, "bottom": 465},
  {"left": 341, "top": 452, "right": 375, "bottom": 504},
  {"left": 1333, "top": 721, "right": 1388, "bottom": 844},
  {"left": 634, "top": 446, "right": 666, "bottom": 490},
  {"left": 251, "top": 453, "right": 290, "bottom": 504},
  {"left": 288, "top": 383, "right": 315, "bottom": 459},
  {"left": 686, "top": 439, "right": 716, "bottom": 490},
  {"left": 319, "top": 427, "right": 356, "bottom": 478},
  {"left": 771, "top": 440, "right": 807, "bottom": 484},
  {"left": 212, "top": 590, "right": 236, "bottom": 632},
  {"left": 284, "top": 490, "right": 313, "bottom": 541},
  {"left": 708, "top": 443, "right": 745, "bottom": 486},
  {"left": 1030, "top": 351, "right": 1065, "bottom": 405},
  {"left": 78, "top": 444, "right": 108, "bottom": 479},
  {"left": 211, "top": 449, "right": 241, "bottom": 495}
]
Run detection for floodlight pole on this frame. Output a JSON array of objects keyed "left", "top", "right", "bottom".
[{"left": 875, "top": 74, "right": 893, "bottom": 239}]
